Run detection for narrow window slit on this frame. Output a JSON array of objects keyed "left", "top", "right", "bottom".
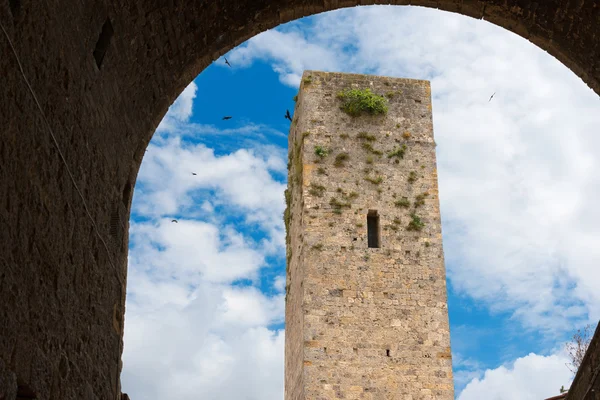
[
  {"left": 386, "top": 349, "right": 390, "bottom": 357},
  {"left": 367, "top": 210, "right": 380, "bottom": 248},
  {"left": 93, "top": 18, "right": 114, "bottom": 68}
]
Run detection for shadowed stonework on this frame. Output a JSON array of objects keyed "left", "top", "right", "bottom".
[
  {"left": 284, "top": 71, "right": 453, "bottom": 399},
  {"left": 1, "top": 1, "right": 599, "bottom": 399}
]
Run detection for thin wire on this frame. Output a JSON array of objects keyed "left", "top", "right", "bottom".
[
  {"left": 0, "top": 18, "right": 126, "bottom": 395},
  {"left": 0, "top": 21, "right": 123, "bottom": 287}
]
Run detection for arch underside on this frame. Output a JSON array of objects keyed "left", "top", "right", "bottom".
[{"left": 0, "top": 0, "right": 598, "bottom": 398}]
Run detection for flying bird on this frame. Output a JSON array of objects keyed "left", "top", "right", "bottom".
[
  {"left": 222, "top": 116, "right": 232, "bottom": 120},
  {"left": 285, "top": 109, "right": 292, "bottom": 122},
  {"left": 171, "top": 219, "right": 178, "bottom": 223},
  {"left": 224, "top": 57, "right": 231, "bottom": 67},
  {"left": 192, "top": 172, "right": 197, "bottom": 176},
  {"left": 489, "top": 92, "right": 496, "bottom": 102}
]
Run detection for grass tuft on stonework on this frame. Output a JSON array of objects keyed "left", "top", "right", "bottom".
[
  {"left": 337, "top": 88, "right": 389, "bottom": 117},
  {"left": 394, "top": 197, "right": 410, "bottom": 208},
  {"left": 362, "top": 143, "right": 383, "bottom": 156},
  {"left": 309, "top": 183, "right": 326, "bottom": 197},
  {"left": 330, "top": 197, "right": 351, "bottom": 212},
  {"left": 334, "top": 152, "right": 350, "bottom": 167},
  {"left": 413, "top": 192, "right": 429, "bottom": 208},
  {"left": 314, "top": 145, "right": 329, "bottom": 158},
  {"left": 407, "top": 213, "right": 425, "bottom": 231},
  {"left": 364, "top": 176, "right": 383, "bottom": 185},
  {"left": 357, "top": 132, "right": 376, "bottom": 141},
  {"left": 408, "top": 171, "right": 417, "bottom": 184},
  {"left": 388, "top": 144, "right": 407, "bottom": 159}
]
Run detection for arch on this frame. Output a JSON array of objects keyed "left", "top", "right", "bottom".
[{"left": 0, "top": 1, "right": 598, "bottom": 398}]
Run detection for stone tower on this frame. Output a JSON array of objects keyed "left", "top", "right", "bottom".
[{"left": 284, "top": 71, "right": 454, "bottom": 400}]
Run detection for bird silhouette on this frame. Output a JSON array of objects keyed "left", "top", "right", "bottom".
[
  {"left": 489, "top": 92, "right": 496, "bottom": 102},
  {"left": 171, "top": 219, "right": 178, "bottom": 223},
  {"left": 192, "top": 172, "right": 197, "bottom": 176},
  {"left": 222, "top": 116, "right": 232, "bottom": 120},
  {"left": 285, "top": 109, "right": 292, "bottom": 122},
  {"left": 224, "top": 57, "right": 231, "bottom": 67}
]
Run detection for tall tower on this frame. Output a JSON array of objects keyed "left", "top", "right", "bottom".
[{"left": 284, "top": 71, "right": 454, "bottom": 400}]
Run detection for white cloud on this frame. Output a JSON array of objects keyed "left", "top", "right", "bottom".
[
  {"left": 273, "top": 275, "right": 286, "bottom": 292},
  {"left": 123, "top": 215, "right": 285, "bottom": 398},
  {"left": 133, "top": 136, "right": 287, "bottom": 252},
  {"left": 229, "top": 4, "right": 600, "bottom": 333},
  {"left": 128, "top": 219, "right": 265, "bottom": 285},
  {"left": 124, "top": 59, "right": 288, "bottom": 399},
  {"left": 458, "top": 352, "right": 572, "bottom": 400},
  {"left": 228, "top": 29, "right": 339, "bottom": 86},
  {"left": 122, "top": 298, "right": 284, "bottom": 399},
  {"left": 217, "top": 286, "right": 284, "bottom": 329}
]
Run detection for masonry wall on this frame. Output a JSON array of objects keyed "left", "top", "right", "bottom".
[
  {"left": 1, "top": 1, "right": 598, "bottom": 399},
  {"left": 284, "top": 71, "right": 454, "bottom": 400}
]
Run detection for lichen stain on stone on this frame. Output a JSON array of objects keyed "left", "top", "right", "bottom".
[{"left": 303, "top": 164, "right": 316, "bottom": 187}]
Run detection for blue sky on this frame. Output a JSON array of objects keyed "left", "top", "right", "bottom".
[{"left": 120, "top": 5, "right": 600, "bottom": 400}]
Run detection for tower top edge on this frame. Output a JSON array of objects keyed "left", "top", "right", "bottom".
[{"left": 301, "top": 70, "right": 431, "bottom": 86}]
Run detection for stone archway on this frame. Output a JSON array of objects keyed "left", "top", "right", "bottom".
[{"left": 0, "top": 1, "right": 598, "bottom": 398}]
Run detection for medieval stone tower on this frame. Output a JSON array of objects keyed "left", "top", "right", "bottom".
[{"left": 284, "top": 71, "right": 454, "bottom": 400}]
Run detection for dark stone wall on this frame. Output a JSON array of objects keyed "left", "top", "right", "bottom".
[
  {"left": 566, "top": 322, "right": 600, "bottom": 400},
  {"left": 0, "top": 0, "right": 598, "bottom": 398}
]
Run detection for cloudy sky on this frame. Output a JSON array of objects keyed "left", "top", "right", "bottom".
[{"left": 120, "top": 5, "right": 600, "bottom": 400}]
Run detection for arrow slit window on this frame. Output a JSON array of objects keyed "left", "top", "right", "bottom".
[{"left": 367, "top": 210, "right": 380, "bottom": 248}]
